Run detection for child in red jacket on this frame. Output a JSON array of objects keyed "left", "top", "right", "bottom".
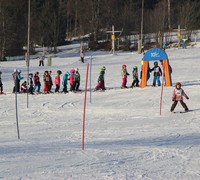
[
  {"left": 69, "top": 69, "right": 75, "bottom": 91},
  {"left": 170, "top": 82, "right": 189, "bottom": 112},
  {"left": 54, "top": 70, "right": 62, "bottom": 93}
]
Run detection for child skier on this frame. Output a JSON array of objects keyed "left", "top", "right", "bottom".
[
  {"left": 95, "top": 66, "right": 106, "bottom": 91},
  {"left": 121, "top": 64, "right": 129, "bottom": 88},
  {"left": 74, "top": 68, "right": 81, "bottom": 91},
  {"left": 62, "top": 72, "right": 70, "bottom": 93},
  {"left": 43, "top": 71, "right": 51, "bottom": 94},
  {"left": 150, "top": 61, "right": 162, "bottom": 87},
  {"left": 21, "top": 81, "right": 27, "bottom": 93},
  {"left": 54, "top": 70, "right": 62, "bottom": 93},
  {"left": 33, "top": 72, "right": 41, "bottom": 93},
  {"left": 0, "top": 71, "right": 3, "bottom": 94},
  {"left": 170, "top": 82, "right": 189, "bottom": 112},
  {"left": 48, "top": 70, "right": 53, "bottom": 93},
  {"left": 130, "top": 66, "right": 139, "bottom": 87},
  {"left": 29, "top": 73, "right": 34, "bottom": 94},
  {"left": 69, "top": 69, "right": 76, "bottom": 92},
  {"left": 80, "top": 49, "right": 85, "bottom": 63}
]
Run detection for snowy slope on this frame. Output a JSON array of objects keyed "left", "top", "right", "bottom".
[{"left": 0, "top": 46, "right": 200, "bottom": 179}]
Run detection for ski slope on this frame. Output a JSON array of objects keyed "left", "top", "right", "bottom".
[{"left": 0, "top": 45, "right": 200, "bottom": 179}]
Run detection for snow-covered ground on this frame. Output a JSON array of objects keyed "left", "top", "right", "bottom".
[{"left": 0, "top": 45, "right": 200, "bottom": 179}]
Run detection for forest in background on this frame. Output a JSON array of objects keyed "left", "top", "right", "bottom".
[{"left": 0, "top": 0, "right": 200, "bottom": 59}]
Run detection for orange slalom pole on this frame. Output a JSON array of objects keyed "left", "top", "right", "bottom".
[{"left": 82, "top": 63, "right": 89, "bottom": 150}]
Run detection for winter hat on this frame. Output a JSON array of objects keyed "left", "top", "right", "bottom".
[
  {"left": 122, "top": 64, "right": 126, "bottom": 69},
  {"left": 17, "top": 69, "right": 21, "bottom": 73},
  {"left": 70, "top": 69, "right": 75, "bottom": 73},
  {"left": 74, "top": 68, "right": 79, "bottom": 72}
]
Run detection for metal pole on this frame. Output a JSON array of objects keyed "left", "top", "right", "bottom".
[
  {"left": 141, "top": 0, "right": 144, "bottom": 45},
  {"left": 15, "top": 85, "right": 20, "bottom": 139},
  {"left": 82, "top": 63, "right": 89, "bottom": 150},
  {"left": 26, "top": 0, "right": 30, "bottom": 108}
]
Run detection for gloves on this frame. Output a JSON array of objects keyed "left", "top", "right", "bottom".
[
  {"left": 186, "top": 97, "right": 189, "bottom": 100},
  {"left": 172, "top": 98, "right": 175, "bottom": 101}
]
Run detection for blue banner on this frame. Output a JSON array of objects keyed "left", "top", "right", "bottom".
[{"left": 143, "top": 48, "right": 168, "bottom": 61}]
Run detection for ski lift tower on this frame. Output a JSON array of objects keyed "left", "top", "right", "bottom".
[
  {"left": 174, "top": 25, "right": 185, "bottom": 48},
  {"left": 107, "top": 25, "right": 122, "bottom": 55}
]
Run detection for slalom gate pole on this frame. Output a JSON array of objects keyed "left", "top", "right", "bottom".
[
  {"left": 89, "top": 55, "right": 93, "bottom": 104},
  {"left": 82, "top": 63, "right": 89, "bottom": 150},
  {"left": 160, "top": 75, "right": 164, "bottom": 115},
  {"left": 15, "top": 89, "right": 20, "bottom": 139}
]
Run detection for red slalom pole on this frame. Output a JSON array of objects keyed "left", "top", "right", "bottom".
[
  {"left": 82, "top": 63, "right": 89, "bottom": 150},
  {"left": 160, "top": 74, "right": 164, "bottom": 115}
]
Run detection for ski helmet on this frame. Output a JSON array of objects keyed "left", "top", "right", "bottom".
[
  {"left": 154, "top": 61, "right": 158, "bottom": 66},
  {"left": 70, "top": 69, "right": 75, "bottom": 73},
  {"left": 102, "top": 66, "right": 106, "bottom": 70},
  {"left": 133, "top": 66, "right": 137, "bottom": 69},
  {"left": 29, "top": 73, "right": 33, "bottom": 78}
]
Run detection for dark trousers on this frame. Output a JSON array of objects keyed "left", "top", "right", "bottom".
[
  {"left": 171, "top": 100, "right": 188, "bottom": 111},
  {"left": 39, "top": 60, "right": 44, "bottom": 66},
  {"left": 81, "top": 57, "right": 84, "bottom": 63},
  {"left": 29, "top": 86, "right": 34, "bottom": 94},
  {"left": 55, "top": 85, "right": 60, "bottom": 92},
  {"left": 13, "top": 81, "right": 20, "bottom": 93},
  {"left": 70, "top": 84, "right": 75, "bottom": 91},
  {"left": 75, "top": 81, "right": 80, "bottom": 91},
  {"left": 0, "top": 83, "right": 3, "bottom": 92},
  {"left": 63, "top": 84, "right": 68, "bottom": 93},
  {"left": 131, "top": 79, "right": 139, "bottom": 87}
]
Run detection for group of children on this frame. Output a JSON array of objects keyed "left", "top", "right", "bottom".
[
  {"left": 10, "top": 68, "right": 81, "bottom": 94},
  {"left": 0, "top": 62, "right": 189, "bottom": 112},
  {"left": 95, "top": 63, "right": 189, "bottom": 112}
]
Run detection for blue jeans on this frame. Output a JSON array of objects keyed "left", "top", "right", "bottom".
[{"left": 153, "top": 76, "right": 161, "bottom": 86}]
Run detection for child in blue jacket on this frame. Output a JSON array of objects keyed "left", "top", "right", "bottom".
[{"left": 62, "top": 72, "right": 70, "bottom": 93}]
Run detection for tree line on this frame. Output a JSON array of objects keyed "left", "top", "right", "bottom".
[{"left": 0, "top": 0, "right": 200, "bottom": 59}]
